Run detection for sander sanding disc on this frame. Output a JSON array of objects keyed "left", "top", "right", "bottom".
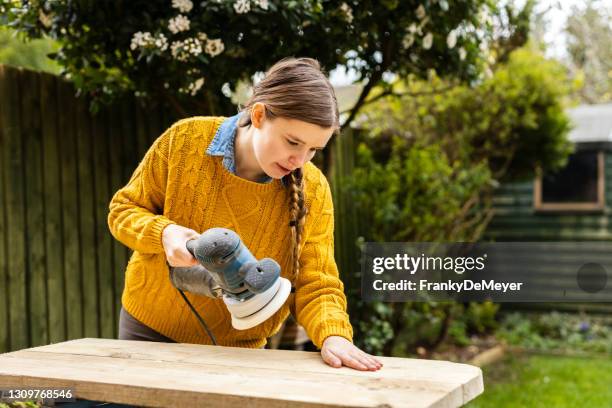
[{"left": 225, "top": 277, "right": 292, "bottom": 330}]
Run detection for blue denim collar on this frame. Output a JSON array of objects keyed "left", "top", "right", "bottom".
[{"left": 207, "top": 113, "right": 289, "bottom": 187}]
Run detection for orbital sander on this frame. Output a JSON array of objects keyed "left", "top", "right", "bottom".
[{"left": 168, "top": 227, "right": 292, "bottom": 333}]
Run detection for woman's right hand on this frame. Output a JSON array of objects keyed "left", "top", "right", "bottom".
[{"left": 162, "top": 224, "right": 201, "bottom": 267}]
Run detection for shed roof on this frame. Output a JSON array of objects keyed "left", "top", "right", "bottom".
[{"left": 567, "top": 103, "right": 612, "bottom": 143}]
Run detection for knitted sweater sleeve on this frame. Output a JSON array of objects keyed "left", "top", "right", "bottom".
[
  {"left": 293, "top": 175, "right": 354, "bottom": 350},
  {"left": 107, "top": 125, "right": 176, "bottom": 254}
]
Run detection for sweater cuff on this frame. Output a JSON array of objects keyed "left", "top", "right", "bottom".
[
  {"left": 313, "top": 321, "right": 354, "bottom": 350},
  {"left": 149, "top": 216, "right": 176, "bottom": 253}
]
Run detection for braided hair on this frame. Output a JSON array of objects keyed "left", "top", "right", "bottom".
[{"left": 283, "top": 168, "right": 308, "bottom": 282}]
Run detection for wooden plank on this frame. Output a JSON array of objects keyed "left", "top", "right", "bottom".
[
  {"left": 21, "top": 68, "right": 49, "bottom": 348},
  {"left": 57, "top": 80, "right": 83, "bottom": 340},
  {"left": 40, "top": 71, "right": 66, "bottom": 344},
  {"left": 148, "top": 103, "right": 164, "bottom": 146},
  {"left": 120, "top": 99, "right": 137, "bottom": 274},
  {"left": 161, "top": 107, "right": 175, "bottom": 136},
  {"left": 1, "top": 66, "right": 28, "bottom": 351},
  {"left": 122, "top": 99, "right": 140, "bottom": 183},
  {"left": 108, "top": 103, "right": 127, "bottom": 335},
  {"left": 75, "top": 95, "right": 99, "bottom": 338},
  {"left": 120, "top": 101, "right": 135, "bottom": 274},
  {"left": 117, "top": 99, "right": 139, "bottom": 310},
  {"left": 0, "top": 65, "right": 10, "bottom": 353},
  {"left": 0, "top": 338, "right": 483, "bottom": 408},
  {"left": 92, "top": 108, "right": 114, "bottom": 339},
  {"left": 135, "top": 103, "right": 150, "bottom": 160}
]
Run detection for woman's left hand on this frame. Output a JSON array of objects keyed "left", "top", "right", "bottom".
[{"left": 321, "top": 336, "right": 383, "bottom": 371}]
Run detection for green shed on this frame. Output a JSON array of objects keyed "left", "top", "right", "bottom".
[
  {"left": 487, "top": 103, "right": 612, "bottom": 240},
  {"left": 485, "top": 103, "right": 612, "bottom": 311}
]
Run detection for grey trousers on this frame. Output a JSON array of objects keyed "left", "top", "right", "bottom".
[
  {"left": 118, "top": 306, "right": 176, "bottom": 343},
  {"left": 118, "top": 305, "right": 266, "bottom": 349}
]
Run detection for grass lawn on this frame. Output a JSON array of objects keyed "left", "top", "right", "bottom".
[{"left": 466, "top": 352, "right": 612, "bottom": 407}]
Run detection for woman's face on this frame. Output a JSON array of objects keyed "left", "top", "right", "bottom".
[{"left": 251, "top": 106, "right": 335, "bottom": 179}]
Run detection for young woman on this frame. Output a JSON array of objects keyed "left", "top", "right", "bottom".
[{"left": 108, "top": 57, "right": 382, "bottom": 371}]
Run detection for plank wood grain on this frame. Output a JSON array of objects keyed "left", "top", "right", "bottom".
[
  {"left": 0, "top": 66, "right": 28, "bottom": 351},
  {"left": 0, "top": 338, "right": 483, "bottom": 407}
]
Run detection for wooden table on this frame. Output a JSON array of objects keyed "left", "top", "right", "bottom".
[{"left": 0, "top": 338, "right": 483, "bottom": 407}]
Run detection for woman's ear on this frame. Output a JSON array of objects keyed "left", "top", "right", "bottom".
[{"left": 250, "top": 102, "right": 266, "bottom": 129}]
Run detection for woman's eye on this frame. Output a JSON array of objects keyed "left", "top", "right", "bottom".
[{"left": 287, "top": 139, "right": 299, "bottom": 146}]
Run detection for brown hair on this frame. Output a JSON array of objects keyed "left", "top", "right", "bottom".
[{"left": 237, "top": 57, "right": 340, "bottom": 284}]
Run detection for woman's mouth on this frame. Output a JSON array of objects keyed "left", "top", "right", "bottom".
[{"left": 276, "top": 163, "right": 292, "bottom": 174}]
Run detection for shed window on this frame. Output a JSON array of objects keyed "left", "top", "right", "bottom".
[{"left": 534, "top": 151, "right": 605, "bottom": 212}]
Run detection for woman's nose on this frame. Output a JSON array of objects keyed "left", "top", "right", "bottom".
[{"left": 289, "top": 152, "right": 307, "bottom": 167}]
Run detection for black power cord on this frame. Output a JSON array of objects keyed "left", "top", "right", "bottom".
[
  {"left": 167, "top": 262, "right": 217, "bottom": 345},
  {"left": 176, "top": 287, "right": 218, "bottom": 345}
]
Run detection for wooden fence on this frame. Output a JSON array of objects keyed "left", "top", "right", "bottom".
[
  {"left": 328, "top": 128, "right": 365, "bottom": 315},
  {"left": 0, "top": 64, "right": 173, "bottom": 353},
  {"left": 0, "top": 64, "right": 365, "bottom": 354}
]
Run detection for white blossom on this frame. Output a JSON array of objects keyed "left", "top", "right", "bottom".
[
  {"left": 415, "top": 4, "right": 426, "bottom": 20},
  {"left": 180, "top": 77, "right": 205, "bottom": 96},
  {"left": 130, "top": 31, "right": 168, "bottom": 52},
  {"left": 255, "top": 0, "right": 269, "bottom": 10},
  {"left": 340, "top": 3, "right": 354, "bottom": 23},
  {"left": 168, "top": 14, "right": 191, "bottom": 34},
  {"left": 197, "top": 32, "right": 208, "bottom": 42},
  {"left": 478, "top": 9, "right": 493, "bottom": 26},
  {"left": 191, "top": 77, "right": 205, "bottom": 94},
  {"left": 233, "top": 0, "right": 251, "bottom": 14},
  {"left": 155, "top": 34, "right": 169, "bottom": 51},
  {"left": 172, "top": 0, "right": 193, "bottom": 13},
  {"left": 205, "top": 38, "right": 225, "bottom": 57},
  {"left": 402, "top": 33, "right": 415, "bottom": 49},
  {"left": 459, "top": 47, "right": 467, "bottom": 61},
  {"left": 418, "top": 15, "right": 429, "bottom": 31},
  {"left": 170, "top": 37, "right": 202, "bottom": 61},
  {"left": 446, "top": 30, "right": 457, "bottom": 49},
  {"left": 131, "top": 31, "right": 152, "bottom": 50},
  {"left": 422, "top": 32, "right": 433, "bottom": 49},
  {"left": 221, "top": 82, "right": 232, "bottom": 97}
]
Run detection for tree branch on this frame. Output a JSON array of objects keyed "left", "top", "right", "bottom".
[
  {"left": 340, "top": 69, "right": 384, "bottom": 132},
  {"left": 340, "top": 84, "right": 457, "bottom": 115}
]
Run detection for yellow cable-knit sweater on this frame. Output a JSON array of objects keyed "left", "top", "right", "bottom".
[{"left": 107, "top": 116, "right": 354, "bottom": 349}]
